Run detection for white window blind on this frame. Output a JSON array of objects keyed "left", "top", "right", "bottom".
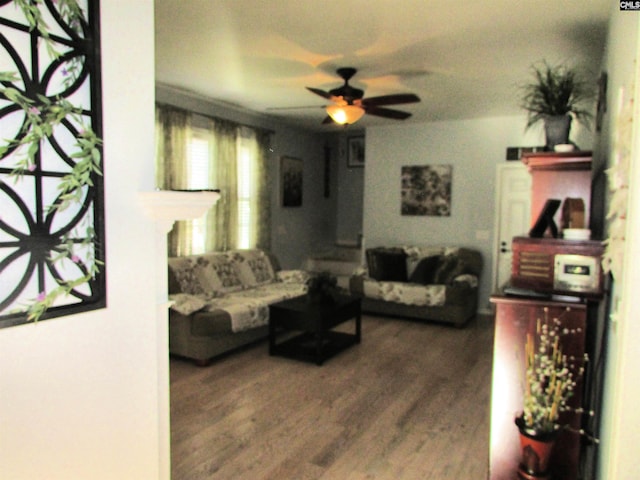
[
  {"left": 237, "top": 138, "right": 253, "bottom": 249},
  {"left": 187, "top": 130, "right": 211, "bottom": 189}
]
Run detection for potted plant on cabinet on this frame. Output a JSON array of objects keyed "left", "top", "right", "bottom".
[
  {"left": 515, "top": 307, "right": 586, "bottom": 480},
  {"left": 520, "top": 61, "right": 594, "bottom": 151}
]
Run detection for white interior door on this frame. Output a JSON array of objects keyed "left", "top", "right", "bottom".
[{"left": 492, "top": 163, "right": 532, "bottom": 292}]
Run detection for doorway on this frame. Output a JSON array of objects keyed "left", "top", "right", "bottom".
[{"left": 492, "top": 163, "right": 531, "bottom": 292}]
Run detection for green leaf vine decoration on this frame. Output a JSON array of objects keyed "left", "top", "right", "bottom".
[{"left": 0, "top": 0, "right": 104, "bottom": 322}]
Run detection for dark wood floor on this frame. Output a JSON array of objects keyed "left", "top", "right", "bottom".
[{"left": 170, "top": 314, "right": 494, "bottom": 480}]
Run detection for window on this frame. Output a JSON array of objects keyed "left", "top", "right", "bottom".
[
  {"left": 186, "top": 128, "right": 212, "bottom": 253},
  {"left": 156, "top": 105, "right": 269, "bottom": 256},
  {"left": 237, "top": 136, "right": 253, "bottom": 249}
]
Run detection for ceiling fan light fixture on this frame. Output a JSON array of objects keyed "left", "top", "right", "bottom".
[{"left": 326, "top": 104, "right": 365, "bottom": 125}]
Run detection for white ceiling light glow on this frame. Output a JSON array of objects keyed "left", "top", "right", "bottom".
[{"left": 325, "top": 104, "right": 365, "bottom": 125}]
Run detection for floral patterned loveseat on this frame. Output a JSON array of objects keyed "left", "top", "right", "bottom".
[
  {"left": 167, "top": 249, "right": 309, "bottom": 365},
  {"left": 349, "top": 246, "right": 482, "bottom": 327}
]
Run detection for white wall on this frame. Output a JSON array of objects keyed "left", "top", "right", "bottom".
[
  {"left": 363, "top": 116, "right": 592, "bottom": 309},
  {"left": 0, "top": 2, "right": 163, "bottom": 479},
  {"left": 332, "top": 132, "right": 365, "bottom": 246},
  {"left": 270, "top": 127, "right": 337, "bottom": 267},
  {"left": 596, "top": 8, "right": 640, "bottom": 480}
]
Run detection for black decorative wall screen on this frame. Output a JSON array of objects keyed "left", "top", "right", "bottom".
[{"left": 0, "top": 0, "right": 105, "bottom": 328}]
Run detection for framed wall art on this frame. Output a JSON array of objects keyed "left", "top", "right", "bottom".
[
  {"left": 401, "top": 165, "right": 452, "bottom": 216},
  {"left": 347, "top": 136, "right": 365, "bottom": 167},
  {"left": 281, "top": 156, "right": 303, "bottom": 207},
  {"left": 0, "top": 0, "right": 106, "bottom": 328}
]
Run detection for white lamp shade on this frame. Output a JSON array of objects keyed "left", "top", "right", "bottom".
[{"left": 326, "top": 104, "right": 365, "bottom": 125}]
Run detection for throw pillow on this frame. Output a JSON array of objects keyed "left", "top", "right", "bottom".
[
  {"left": 367, "top": 249, "right": 408, "bottom": 281},
  {"left": 432, "top": 255, "right": 467, "bottom": 284},
  {"left": 168, "top": 257, "right": 208, "bottom": 295},
  {"left": 403, "top": 246, "right": 445, "bottom": 276},
  {"left": 231, "top": 250, "right": 275, "bottom": 287},
  {"left": 211, "top": 259, "right": 243, "bottom": 291},
  {"left": 408, "top": 255, "right": 440, "bottom": 284}
]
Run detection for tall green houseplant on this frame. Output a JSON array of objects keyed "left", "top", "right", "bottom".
[{"left": 521, "top": 61, "right": 594, "bottom": 150}]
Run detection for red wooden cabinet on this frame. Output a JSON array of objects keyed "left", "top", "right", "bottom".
[
  {"left": 489, "top": 296, "right": 586, "bottom": 480},
  {"left": 510, "top": 236, "right": 604, "bottom": 298},
  {"left": 521, "top": 151, "right": 593, "bottom": 231}
]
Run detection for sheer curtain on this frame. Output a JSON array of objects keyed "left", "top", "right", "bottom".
[
  {"left": 241, "top": 127, "right": 271, "bottom": 250},
  {"left": 210, "top": 119, "right": 237, "bottom": 252},
  {"left": 155, "top": 106, "right": 198, "bottom": 256},
  {"left": 155, "top": 104, "right": 271, "bottom": 256}
]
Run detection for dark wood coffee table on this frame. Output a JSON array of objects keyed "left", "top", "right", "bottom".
[{"left": 268, "top": 294, "right": 361, "bottom": 365}]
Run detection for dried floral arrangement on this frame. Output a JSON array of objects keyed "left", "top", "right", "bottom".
[
  {"left": 521, "top": 307, "right": 586, "bottom": 434},
  {"left": 0, "top": 0, "right": 103, "bottom": 321}
]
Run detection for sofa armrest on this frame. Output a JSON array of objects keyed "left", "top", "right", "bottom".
[
  {"left": 169, "top": 293, "right": 207, "bottom": 315},
  {"left": 277, "top": 269, "right": 312, "bottom": 284},
  {"left": 349, "top": 274, "right": 365, "bottom": 296},
  {"left": 447, "top": 283, "right": 478, "bottom": 305},
  {"left": 451, "top": 273, "right": 478, "bottom": 288}
]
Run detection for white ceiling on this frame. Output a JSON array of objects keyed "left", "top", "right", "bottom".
[{"left": 154, "top": 0, "right": 610, "bottom": 132}]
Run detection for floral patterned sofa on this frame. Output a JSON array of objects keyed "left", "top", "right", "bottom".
[
  {"left": 167, "top": 249, "right": 309, "bottom": 365},
  {"left": 349, "top": 246, "right": 482, "bottom": 327}
]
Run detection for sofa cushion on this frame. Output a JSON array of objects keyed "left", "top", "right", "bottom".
[
  {"left": 363, "top": 280, "right": 446, "bottom": 307},
  {"left": 203, "top": 282, "right": 306, "bottom": 332},
  {"left": 367, "top": 248, "right": 408, "bottom": 281},
  {"left": 408, "top": 255, "right": 441, "bottom": 284}
]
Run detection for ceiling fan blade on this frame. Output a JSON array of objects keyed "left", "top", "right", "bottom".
[
  {"left": 306, "top": 87, "right": 333, "bottom": 100},
  {"left": 361, "top": 93, "right": 421, "bottom": 106},
  {"left": 365, "top": 106, "right": 412, "bottom": 120},
  {"left": 266, "top": 105, "right": 326, "bottom": 111}
]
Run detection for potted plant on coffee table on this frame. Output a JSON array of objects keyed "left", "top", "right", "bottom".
[
  {"left": 306, "top": 271, "right": 338, "bottom": 303},
  {"left": 520, "top": 61, "right": 594, "bottom": 150}
]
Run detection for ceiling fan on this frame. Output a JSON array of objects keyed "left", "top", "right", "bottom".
[{"left": 307, "top": 67, "right": 421, "bottom": 125}]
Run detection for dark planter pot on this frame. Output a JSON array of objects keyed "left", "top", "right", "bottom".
[
  {"left": 544, "top": 115, "right": 572, "bottom": 150},
  {"left": 307, "top": 290, "right": 336, "bottom": 304},
  {"left": 515, "top": 416, "right": 558, "bottom": 479}
]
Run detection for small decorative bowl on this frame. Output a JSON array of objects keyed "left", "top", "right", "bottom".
[
  {"left": 563, "top": 228, "right": 591, "bottom": 240},
  {"left": 554, "top": 144, "right": 575, "bottom": 153}
]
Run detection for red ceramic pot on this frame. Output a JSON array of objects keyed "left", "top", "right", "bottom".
[{"left": 515, "top": 416, "right": 558, "bottom": 479}]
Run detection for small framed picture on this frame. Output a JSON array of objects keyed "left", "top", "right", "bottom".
[
  {"left": 281, "top": 156, "right": 303, "bottom": 207},
  {"left": 347, "top": 136, "right": 365, "bottom": 168}
]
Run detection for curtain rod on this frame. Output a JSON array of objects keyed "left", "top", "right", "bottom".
[{"left": 156, "top": 102, "right": 275, "bottom": 136}]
